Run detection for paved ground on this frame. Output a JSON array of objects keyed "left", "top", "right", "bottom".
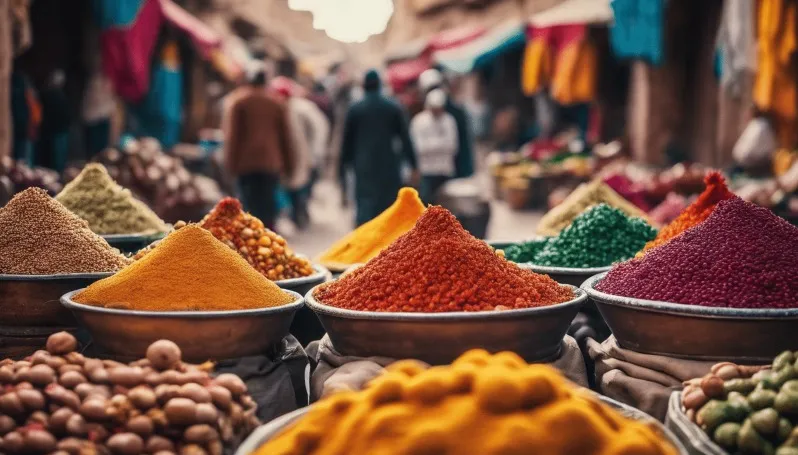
[{"left": 280, "top": 179, "right": 542, "bottom": 258}]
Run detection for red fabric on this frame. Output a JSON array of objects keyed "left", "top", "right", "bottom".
[
  {"left": 428, "top": 26, "right": 487, "bottom": 52},
  {"left": 603, "top": 174, "right": 653, "bottom": 212},
  {"left": 101, "top": 0, "right": 163, "bottom": 102},
  {"left": 527, "top": 23, "right": 587, "bottom": 53},
  {"left": 159, "top": 0, "right": 221, "bottom": 58},
  {"left": 387, "top": 57, "right": 432, "bottom": 92},
  {"left": 269, "top": 76, "right": 296, "bottom": 97}
]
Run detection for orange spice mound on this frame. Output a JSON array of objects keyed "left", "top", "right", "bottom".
[
  {"left": 254, "top": 350, "right": 679, "bottom": 455},
  {"left": 639, "top": 171, "right": 734, "bottom": 256},
  {"left": 200, "top": 198, "right": 314, "bottom": 280},
  {"left": 315, "top": 206, "right": 573, "bottom": 312}
]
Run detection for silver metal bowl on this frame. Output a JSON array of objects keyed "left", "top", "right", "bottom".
[
  {"left": 520, "top": 264, "right": 613, "bottom": 288},
  {"left": 276, "top": 265, "right": 331, "bottom": 345},
  {"left": 0, "top": 273, "right": 113, "bottom": 328},
  {"left": 235, "top": 395, "right": 687, "bottom": 455},
  {"left": 61, "top": 289, "right": 304, "bottom": 362},
  {"left": 582, "top": 273, "right": 798, "bottom": 362},
  {"left": 101, "top": 231, "right": 167, "bottom": 255},
  {"left": 306, "top": 284, "right": 586, "bottom": 364}
]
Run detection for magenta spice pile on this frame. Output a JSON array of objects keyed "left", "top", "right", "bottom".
[{"left": 596, "top": 197, "right": 798, "bottom": 308}]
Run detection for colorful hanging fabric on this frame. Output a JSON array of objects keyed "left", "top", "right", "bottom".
[
  {"left": 97, "top": 0, "right": 163, "bottom": 102},
  {"left": 753, "top": 0, "right": 798, "bottom": 147},
  {"left": 716, "top": 0, "right": 756, "bottom": 96},
  {"left": 130, "top": 42, "right": 182, "bottom": 148},
  {"left": 609, "top": 0, "right": 664, "bottom": 65}
]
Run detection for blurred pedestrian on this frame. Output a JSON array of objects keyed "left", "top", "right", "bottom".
[
  {"left": 411, "top": 89, "right": 459, "bottom": 204},
  {"left": 271, "top": 77, "right": 330, "bottom": 229},
  {"left": 418, "top": 68, "right": 474, "bottom": 178},
  {"left": 82, "top": 72, "right": 115, "bottom": 159},
  {"left": 222, "top": 69, "right": 296, "bottom": 230},
  {"left": 10, "top": 70, "right": 39, "bottom": 166},
  {"left": 340, "top": 69, "right": 418, "bottom": 226},
  {"left": 37, "top": 70, "right": 70, "bottom": 172}
]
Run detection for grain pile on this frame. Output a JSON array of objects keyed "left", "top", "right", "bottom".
[{"left": 0, "top": 188, "right": 130, "bottom": 274}]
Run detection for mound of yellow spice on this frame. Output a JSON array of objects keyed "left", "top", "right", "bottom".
[
  {"left": 254, "top": 350, "right": 679, "bottom": 455},
  {"left": 74, "top": 225, "right": 296, "bottom": 311},
  {"left": 316, "top": 187, "right": 425, "bottom": 270}
]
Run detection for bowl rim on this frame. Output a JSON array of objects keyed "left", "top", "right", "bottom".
[
  {"left": 274, "top": 264, "right": 331, "bottom": 287},
  {"left": 60, "top": 288, "right": 304, "bottom": 318},
  {"left": 100, "top": 231, "right": 169, "bottom": 242},
  {"left": 305, "top": 283, "right": 586, "bottom": 321},
  {"left": 582, "top": 272, "right": 798, "bottom": 318},
  {"left": 0, "top": 272, "right": 116, "bottom": 281},
  {"left": 519, "top": 263, "right": 613, "bottom": 275}
]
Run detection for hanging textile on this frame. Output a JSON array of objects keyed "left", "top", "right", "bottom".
[
  {"left": 130, "top": 41, "right": 182, "bottom": 148},
  {"left": 97, "top": 0, "right": 163, "bottom": 102},
  {"left": 716, "top": 0, "right": 756, "bottom": 97},
  {"left": 753, "top": 0, "right": 798, "bottom": 148},
  {"left": 433, "top": 22, "right": 525, "bottom": 73},
  {"left": 609, "top": 0, "right": 665, "bottom": 65}
]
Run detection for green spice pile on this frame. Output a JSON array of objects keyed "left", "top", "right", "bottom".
[
  {"left": 0, "top": 188, "right": 131, "bottom": 274},
  {"left": 506, "top": 204, "right": 657, "bottom": 268},
  {"left": 688, "top": 351, "right": 798, "bottom": 455},
  {"left": 56, "top": 163, "right": 168, "bottom": 235}
]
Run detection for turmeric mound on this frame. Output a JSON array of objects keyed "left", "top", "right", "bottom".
[
  {"left": 316, "top": 187, "right": 425, "bottom": 270},
  {"left": 638, "top": 171, "right": 734, "bottom": 256},
  {"left": 74, "top": 225, "right": 295, "bottom": 311},
  {"left": 254, "top": 350, "right": 679, "bottom": 455},
  {"left": 537, "top": 179, "right": 650, "bottom": 236}
]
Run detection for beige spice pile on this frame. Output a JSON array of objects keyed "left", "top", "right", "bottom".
[{"left": 0, "top": 188, "right": 131, "bottom": 274}]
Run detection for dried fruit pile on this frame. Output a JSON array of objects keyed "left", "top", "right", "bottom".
[
  {"left": 597, "top": 198, "right": 798, "bottom": 308},
  {"left": 0, "top": 332, "right": 259, "bottom": 454},
  {"left": 254, "top": 350, "right": 679, "bottom": 455},
  {"left": 199, "top": 198, "right": 313, "bottom": 280},
  {"left": 684, "top": 351, "right": 798, "bottom": 454},
  {"left": 506, "top": 204, "right": 657, "bottom": 267},
  {"left": 0, "top": 188, "right": 130, "bottom": 275},
  {"left": 316, "top": 206, "right": 573, "bottom": 312}
]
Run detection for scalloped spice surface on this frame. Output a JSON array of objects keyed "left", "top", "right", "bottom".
[
  {"left": 315, "top": 206, "right": 573, "bottom": 312},
  {"left": 597, "top": 198, "right": 798, "bottom": 308},
  {"left": 0, "top": 188, "right": 130, "bottom": 274},
  {"left": 637, "top": 171, "right": 734, "bottom": 256}
]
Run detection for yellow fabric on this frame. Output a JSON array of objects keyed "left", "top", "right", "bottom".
[
  {"left": 522, "top": 38, "right": 552, "bottom": 95},
  {"left": 754, "top": 0, "right": 798, "bottom": 147},
  {"left": 551, "top": 40, "right": 598, "bottom": 105},
  {"left": 774, "top": 148, "right": 798, "bottom": 176}
]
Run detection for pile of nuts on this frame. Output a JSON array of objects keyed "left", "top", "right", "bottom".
[
  {"left": 0, "top": 332, "right": 260, "bottom": 454},
  {"left": 682, "top": 361, "right": 769, "bottom": 421}
]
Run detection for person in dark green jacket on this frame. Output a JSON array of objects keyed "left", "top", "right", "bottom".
[
  {"left": 339, "top": 70, "right": 419, "bottom": 226},
  {"left": 418, "top": 69, "right": 474, "bottom": 178}
]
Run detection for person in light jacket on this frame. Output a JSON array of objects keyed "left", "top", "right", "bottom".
[{"left": 410, "top": 89, "right": 459, "bottom": 204}]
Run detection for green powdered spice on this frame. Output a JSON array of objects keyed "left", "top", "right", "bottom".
[
  {"left": 56, "top": 163, "right": 168, "bottom": 235},
  {"left": 506, "top": 204, "right": 657, "bottom": 268}
]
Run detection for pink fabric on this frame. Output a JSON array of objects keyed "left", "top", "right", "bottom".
[
  {"left": 159, "top": 0, "right": 221, "bottom": 58},
  {"left": 527, "top": 23, "right": 587, "bottom": 53},
  {"left": 428, "top": 25, "right": 487, "bottom": 52},
  {"left": 387, "top": 57, "right": 431, "bottom": 92},
  {"left": 101, "top": 0, "right": 163, "bottom": 102}
]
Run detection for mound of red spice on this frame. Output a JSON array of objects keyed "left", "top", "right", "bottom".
[
  {"left": 597, "top": 197, "right": 798, "bottom": 308},
  {"left": 315, "top": 206, "right": 574, "bottom": 312},
  {"left": 639, "top": 171, "right": 734, "bottom": 255}
]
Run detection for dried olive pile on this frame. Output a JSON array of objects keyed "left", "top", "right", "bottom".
[
  {"left": 0, "top": 333, "right": 260, "bottom": 454},
  {"left": 685, "top": 351, "right": 798, "bottom": 454}
]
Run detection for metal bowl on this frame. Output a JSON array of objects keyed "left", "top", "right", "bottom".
[
  {"left": 582, "top": 273, "right": 798, "bottom": 362},
  {"left": 101, "top": 231, "right": 167, "bottom": 255},
  {"left": 520, "top": 264, "right": 613, "bottom": 288},
  {"left": 276, "top": 265, "right": 331, "bottom": 345},
  {"left": 0, "top": 273, "right": 113, "bottom": 328},
  {"left": 306, "top": 284, "right": 586, "bottom": 364},
  {"left": 235, "top": 396, "right": 687, "bottom": 455},
  {"left": 61, "top": 289, "right": 304, "bottom": 362}
]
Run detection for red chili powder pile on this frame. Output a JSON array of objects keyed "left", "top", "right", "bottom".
[
  {"left": 597, "top": 197, "right": 798, "bottom": 308},
  {"left": 315, "top": 206, "right": 574, "bottom": 312},
  {"left": 638, "top": 171, "right": 734, "bottom": 255}
]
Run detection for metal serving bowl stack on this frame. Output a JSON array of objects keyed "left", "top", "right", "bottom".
[
  {"left": 305, "top": 283, "right": 587, "bottom": 365},
  {"left": 234, "top": 396, "right": 688, "bottom": 455},
  {"left": 0, "top": 273, "right": 111, "bottom": 358},
  {"left": 60, "top": 289, "right": 305, "bottom": 363},
  {"left": 275, "top": 264, "right": 331, "bottom": 345},
  {"left": 101, "top": 231, "right": 167, "bottom": 255},
  {"left": 582, "top": 273, "right": 798, "bottom": 362}
]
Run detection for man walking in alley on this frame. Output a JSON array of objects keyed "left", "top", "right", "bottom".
[
  {"left": 340, "top": 69, "right": 418, "bottom": 226},
  {"left": 223, "top": 69, "right": 296, "bottom": 229}
]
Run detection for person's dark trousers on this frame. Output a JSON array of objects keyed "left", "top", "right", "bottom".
[
  {"left": 420, "top": 175, "right": 450, "bottom": 205},
  {"left": 288, "top": 189, "right": 309, "bottom": 230},
  {"left": 84, "top": 119, "right": 111, "bottom": 159},
  {"left": 237, "top": 172, "right": 280, "bottom": 230}
]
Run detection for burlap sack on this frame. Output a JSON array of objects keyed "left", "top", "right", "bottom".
[
  {"left": 587, "top": 336, "right": 717, "bottom": 421},
  {"left": 306, "top": 335, "right": 588, "bottom": 401}
]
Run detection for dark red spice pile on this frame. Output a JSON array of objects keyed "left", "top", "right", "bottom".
[
  {"left": 597, "top": 197, "right": 798, "bottom": 308},
  {"left": 315, "top": 206, "right": 574, "bottom": 312}
]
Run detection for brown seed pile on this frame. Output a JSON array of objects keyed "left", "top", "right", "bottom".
[
  {"left": 0, "top": 188, "right": 131, "bottom": 275},
  {"left": 0, "top": 332, "right": 260, "bottom": 455}
]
